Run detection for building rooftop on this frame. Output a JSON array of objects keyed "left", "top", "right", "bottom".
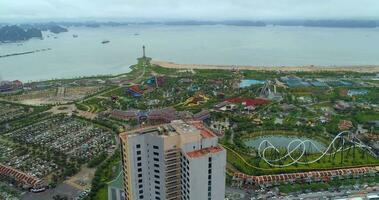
[
  {"left": 190, "top": 121, "right": 216, "bottom": 139},
  {"left": 120, "top": 120, "right": 216, "bottom": 140},
  {"left": 187, "top": 146, "right": 224, "bottom": 158},
  {"left": 234, "top": 166, "right": 377, "bottom": 185}
]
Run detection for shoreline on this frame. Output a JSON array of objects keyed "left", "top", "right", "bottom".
[{"left": 152, "top": 60, "right": 379, "bottom": 73}]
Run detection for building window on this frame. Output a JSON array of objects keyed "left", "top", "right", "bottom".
[
  {"left": 208, "top": 155, "right": 212, "bottom": 199},
  {"left": 153, "top": 158, "right": 159, "bottom": 162},
  {"left": 153, "top": 145, "right": 159, "bottom": 149},
  {"left": 137, "top": 157, "right": 141, "bottom": 161},
  {"left": 136, "top": 144, "right": 141, "bottom": 148},
  {"left": 139, "top": 190, "right": 143, "bottom": 194},
  {"left": 153, "top": 152, "right": 159, "bottom": 156},
  {"left": 154, "top": 175, "right": 160, "bottom": 179},
  {"left": 137, "top": 162, "right": 142, "bottom": 167},
  {"left": 138, "top": 168, "right": 142, "bottom": 172},
  {"left": 154, "top": 164, "right": 159, "bottom": 168},
  {"left": 137, "top": 151, "right": 141, "bottom": 155}
]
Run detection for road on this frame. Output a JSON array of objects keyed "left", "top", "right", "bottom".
[{"left": 226, "top": 186, "right": 379, "bottom": 200}]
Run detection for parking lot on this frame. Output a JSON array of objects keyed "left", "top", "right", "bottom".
[
  {"left": 0, "top": 139, "right": 58, "bottom": 178},
  {"left": 0, "top": 102, "right": 30, "bottom": 124},
  {"left": 7, "top": 116, "right": 114, "bottom": 161},
  {"left": 1, "top": 116, "right": 114, "bottom": 180},
  {"left": 21, "top": 183, "right": 83, "bottom": 200}
]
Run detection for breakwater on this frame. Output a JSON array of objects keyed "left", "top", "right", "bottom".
[{"left": 0, "top": 48, "right": 51, "bottom": 58}]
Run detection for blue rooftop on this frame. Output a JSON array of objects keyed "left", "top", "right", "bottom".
[{"left": 240, "top": 79, "right": 265, "bottom": 88}]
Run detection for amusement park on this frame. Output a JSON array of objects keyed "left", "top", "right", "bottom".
[
  {"left": 1, "top": 49, "right": 379, "bottom": 199},
  {"left": 225, "top": 127, "right": 379, "bottom": 191}
]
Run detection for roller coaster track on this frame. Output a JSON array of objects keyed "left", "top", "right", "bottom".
[
  {"left": 258, "top": 131, "right": 378, "bottom": 168},
  {"left": 222, "top": 143, "right": 378, "bottom": 174}
]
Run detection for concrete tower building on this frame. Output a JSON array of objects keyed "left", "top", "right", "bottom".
[
  {"left": 120, "top": 120, "right": 226, "bottom": 200},
  {"left": 142, "top": 45, "right": 146, "bottom": 58},
  {"left": 138, "top": 45, "right": 151, "bottom": 65}
]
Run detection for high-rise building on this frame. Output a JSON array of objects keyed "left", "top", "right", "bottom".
[{"left": 120, "top": 120, "right": 226, "bottom": 200}]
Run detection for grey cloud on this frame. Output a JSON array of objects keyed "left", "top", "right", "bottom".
[{"left": 1, "top": 0, "right": 379, "bottom": 21}]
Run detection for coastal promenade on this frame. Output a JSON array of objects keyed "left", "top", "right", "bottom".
[{"left": 152, "top": 60, "right": 379, "bottom": 73}]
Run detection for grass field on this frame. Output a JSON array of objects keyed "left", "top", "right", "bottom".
[
  {"left": 96, "top": 187, "right": 108, "bottom": 200},
  {"left": 224, "top": 142, "right": 379, "bottom": 176}
]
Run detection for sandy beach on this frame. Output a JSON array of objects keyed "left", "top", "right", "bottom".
[{"left": 152, "top": 60, "right": 379, "bottom": 73}]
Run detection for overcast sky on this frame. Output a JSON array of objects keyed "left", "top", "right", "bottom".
[{"left": 1, "top": 0, "right": 379, "bottom": 22}]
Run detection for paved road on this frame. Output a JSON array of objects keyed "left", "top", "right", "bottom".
[
  {"left": 21, "top": 183, "right": 82, "bottom": 200},
  {"left": 226, "top": 186, "right": 379, "bottom": 200}
]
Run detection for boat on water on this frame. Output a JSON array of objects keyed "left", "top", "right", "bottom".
[
  {"left": 73, "top": 34, "right": 78, "bottom": 38},
  {"left": 134, "top": 33, "right": 140, "bottom": 36},
  {"left": 102, "top": 40, "right": 110, "bottom": 44}
]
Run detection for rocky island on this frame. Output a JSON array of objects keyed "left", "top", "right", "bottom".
[
  {"left": 0, "top": 25, "right": 42, "bottom": 42},
  {"left": 38, "top": 24, "right": 68, "bottom": 34},
  {"left": 0, "top": 24, "right": 68, "bottom": 43}
]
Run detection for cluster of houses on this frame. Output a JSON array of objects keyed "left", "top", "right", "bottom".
[
  {"left": 334, "top": 100, "right": 352, "bottom": 111},
  {"left": 125, "top": 76, "right": 165, "bottom": 97},
  {"left": 107, "top": 107, "right": 210, "bottom": 125},
  {"left": 0, "top": 80, "right": 23, "bottom": 93},
  {"left": 0, "top": 77, "right": 113, "bottom": 95},
  {"left": 338, "top": 120, "right": 354, "bottom": 131},
  {"left": 340, "top": 89, "right": 369, "bottom": 97},
  {"left": 0, "top": 164, "right": 45, "bottom": 190},
  {"left": 214, "top": 98, "right": 270, "bottom": 112},
  {"left": 233, "top": 166, "right": 378, "bottom": 188}
]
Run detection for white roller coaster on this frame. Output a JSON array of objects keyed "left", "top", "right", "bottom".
[{"left": 257, "top": 131, "right": 378, "bottom": 168}]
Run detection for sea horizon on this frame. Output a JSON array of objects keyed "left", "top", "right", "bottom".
[{"left": 1, "top": 25, "right": 379, "bottom": 82}]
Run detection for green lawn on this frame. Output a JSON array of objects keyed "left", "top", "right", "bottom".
[
  {"left": 225, "top": 142, "right": 379, "bottom": 176},
  {"left": 96, "top": 187, "right": 108, "bottom": 200},
  {"left": 355, "top": 111, "right": 379, "bottom": 123}
]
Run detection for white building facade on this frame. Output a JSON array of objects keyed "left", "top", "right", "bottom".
[{"left": 120, "top": 120, "right": 226, "bottom": 200}]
